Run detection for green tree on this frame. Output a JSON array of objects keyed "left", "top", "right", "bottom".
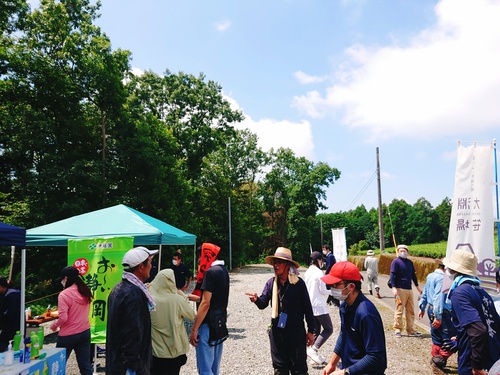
[
  {"left": 259, "top": 148, "right": 340, "bottom": 261},
  {"left": 406, "top": 197, "right": 440, "bottom": 244},
  {"left": 435, "top": 197, "right": 451, "bottom": 240}
]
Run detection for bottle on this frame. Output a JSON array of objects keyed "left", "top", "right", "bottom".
[
  {"left": 23, "top": 336, "right": 31, "bottom": 364},
  {"left": 4, "top": 340, "right": 14, "bottom": 366},
  {"left": 395, "top": 295, "right": 402, "bottom": 306},
  {"left": 30, "top": 332, "right": 39, "bottom": 359},
  {"left": 13, "top": 330, "right": 21, "bottom": 351},
  {"left": 38, "top": 326, "right": 44, "bottom": 350}
]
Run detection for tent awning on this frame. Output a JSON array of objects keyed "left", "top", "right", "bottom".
[
  {"left": 26, "top": 204, "right": 196, "bottom": 246},
  {"left": 0, "top": 222, "right": 26, "bottom": 247}
]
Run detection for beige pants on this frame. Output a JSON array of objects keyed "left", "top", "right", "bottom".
[{"left": 393, "top": 288, "right": 417, "bottom": 334}]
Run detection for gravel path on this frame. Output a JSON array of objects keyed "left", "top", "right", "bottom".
[{"left": 43, "top": 264, "right": 458, "bottom": 375}]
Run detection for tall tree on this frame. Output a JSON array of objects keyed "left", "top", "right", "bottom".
[{"left": 259, "top": 148, "right": 340, "bottom": 260}]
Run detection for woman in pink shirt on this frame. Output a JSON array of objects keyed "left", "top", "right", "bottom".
[{"left": 51, "top": 266, "right": 93, "bottom": 375}]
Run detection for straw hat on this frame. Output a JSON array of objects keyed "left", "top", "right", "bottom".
[
  {"left": 366, "top": 250, "right": 374, "bottom": 256},
  {"left": 265, "top": 247, "right": 300, "bottom": 268},
  {"left": 442, "top": 249, "right": 477, "bottom": 277}
]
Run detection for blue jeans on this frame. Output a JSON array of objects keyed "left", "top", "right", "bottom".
[
  {"left": 428, "top": 306, "right": 455, "bottom": 346},
  {"left": 56, "top": 328, "right": 92, "bottom": 375},
  {"left": 196, "top": 323, "right": 224, "bottom": 375}
]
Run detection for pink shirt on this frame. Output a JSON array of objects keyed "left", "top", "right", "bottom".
[{"left": 50, "top": 284, "right": 90, "bottom": 336}]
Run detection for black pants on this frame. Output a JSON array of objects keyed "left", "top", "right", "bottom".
[
  {"left": 151, "top": 354, "right": 187, "bottom": 375},
  {"left": 269, "top": 325, "right": 308, "bottom": 375}
]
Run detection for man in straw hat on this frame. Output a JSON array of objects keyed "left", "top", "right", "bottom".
[
  {"left": 320, "top": 261, "right": 387, "bottom": 375},
  {"left": 246, "top": 247, "right": 315, "bottom": 375},
  {"left": 442, "top": 249, "right": 500, "bottom": 375},
  {"left": 418, "top": 260, "right": 456, "bottom": 370}
]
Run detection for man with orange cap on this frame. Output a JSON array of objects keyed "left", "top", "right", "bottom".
[{"left": 320, "top": 261, "right": 386, "bottom": 375}]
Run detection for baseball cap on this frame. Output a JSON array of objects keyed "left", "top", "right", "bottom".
[
  {"left": 122, "top": 246, "right": 159, "bottom": 270},
  {"left": 321, "top": 261, "right": 361, "bottom": 285},
  {"left": 56, "top": 266, "right": 80, "bottom": 282}
]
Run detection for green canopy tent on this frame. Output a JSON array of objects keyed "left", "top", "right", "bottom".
[{"left": 26, "top": 204, "right": 196, "bottom": 247}]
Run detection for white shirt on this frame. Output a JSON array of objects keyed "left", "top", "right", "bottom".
[
  {"left": 364, "top": 256, "right": 379, "bottom": 275},
  {"left": 304, "top": 265, "right": 330, "bottom": 316}
]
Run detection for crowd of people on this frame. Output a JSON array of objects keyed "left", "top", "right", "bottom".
[{"left": 1, "top": 244, "right": 500, "bottom": 375}]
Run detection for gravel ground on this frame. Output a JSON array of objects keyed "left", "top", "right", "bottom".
[{"left": 43, "top": 264, "right": 458, "bottom": 375}]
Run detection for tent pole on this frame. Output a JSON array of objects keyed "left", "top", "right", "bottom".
[
  {"left": 9, "top": 246, "right": 15, "bottom": 280},
  {"left": 21, "top": 248, "right": 26, "bottom": 338}
]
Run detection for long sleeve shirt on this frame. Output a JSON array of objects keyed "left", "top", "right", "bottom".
[
  {"left": 255, "top": 277, "right": 315, "bottom": 333},
  {"left": 419, "top": 269, "right": 451, "bottom": 320},
  {"left": 390, "top": 257, "right": 419, "bottom": 290}
]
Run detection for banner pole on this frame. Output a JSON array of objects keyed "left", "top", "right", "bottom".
[{"left": 493, "top": 139, "right": 500, "bottom": 258}]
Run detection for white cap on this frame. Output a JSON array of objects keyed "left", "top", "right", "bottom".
[{"left": 122, "top": 246, "right": 158, "bottom": 270}]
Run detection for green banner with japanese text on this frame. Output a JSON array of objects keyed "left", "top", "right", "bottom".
[{"left": 68, "top": 237, "right": 134, "bottom": 343}]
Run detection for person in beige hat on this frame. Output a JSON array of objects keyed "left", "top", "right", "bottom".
[
  {"left": 246, "top": 247, "right": 315, "bottom": 375},
  {"left": 443, "top": 249, "right": 500, "bottom": 375},
  {"left": 363, "top": 250, "right": 380, "bottom": 298}
]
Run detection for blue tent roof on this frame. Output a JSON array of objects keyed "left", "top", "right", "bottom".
[
  {"left": 26, "top": 204, "right": 196, "bottom": 246},
  {"left": 0, "top": 222, "right": 26, "bottom": 247}
]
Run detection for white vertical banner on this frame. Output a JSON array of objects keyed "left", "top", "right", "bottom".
[
  {"left": 446, "top": 142, "right": 496, "bottom": 290},
  {"left": 332, "top": 228, "right": 347, "bottom": 261}
]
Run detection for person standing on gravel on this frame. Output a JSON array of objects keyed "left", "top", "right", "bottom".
[
  {"left": 320, "top": 261, "right": 387, "bottom": 375},
  {"left": 443, "top": 250, "right": 500, "bottom": 375},
  {"left": 246, "top": 247, "right": 315, "bottom": 375},
  {"left": 106, "top": 246, "right": 158, "bottom": 375},
  {"left": 363, "top": 250, "right": 380, "bottom": 298},
  {"left": 418, "top": 260, "right": 456, "bottom": 369},
  {"left": 189, "top": 244, "right": 230, "bottom": 375},
  {"left": 304, "top": 251, "right": 333, "bottom": 366},
  {"left": 390, "top": 244, "right": 422, "bottom": 338}
]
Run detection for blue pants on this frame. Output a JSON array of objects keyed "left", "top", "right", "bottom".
[
  {"left": 428, "top": 306, "right": 455, "bottom": 346},
  {"left": 56, "top": 328, "right": 92, "bottom": 375},
  {"left": 195, "top": 323, "right": 224, "bottom": 375}
]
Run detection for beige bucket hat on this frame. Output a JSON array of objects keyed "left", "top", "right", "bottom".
[{"left": 442, "top": 249, "right": 477, "bottom": 277}]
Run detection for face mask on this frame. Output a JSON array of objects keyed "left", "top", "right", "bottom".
[
  {"left": 331, "top": 284, "right": 351, "bottom": 301},
  {"left": 445, "top": 268, "right": 456, "bottom": 280},
  {"left": 61, "top": 279, "right": 66, "bottom": 288},
  {"left": 496, "top": 287, "right": 500, "bottom": 294},
  {"left": 172, "top": 260, "right": 178, "bottom": 266},
  {"left": 398, "top": 251, "right": 408, "bottom": 259}
]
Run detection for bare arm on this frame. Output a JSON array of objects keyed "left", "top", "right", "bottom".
[{"left": 189, "top": 289, "right": 212, "bottom": 346}]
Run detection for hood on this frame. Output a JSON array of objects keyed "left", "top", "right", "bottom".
[{"left": 149, "top": 269, "right": 177, "bottom": 298}]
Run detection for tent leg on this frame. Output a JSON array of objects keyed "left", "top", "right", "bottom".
[{"left": 21, "top": 248, "right": 26, "bottom": 338}]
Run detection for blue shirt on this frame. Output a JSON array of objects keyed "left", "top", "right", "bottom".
[
  {"left": 419, "top": 269, "right": 451, "bottom": 320},
  {"left": 450, "top": 281, "right": 500, "bottom": 374},
  {"left": 390, "top": 257, "right": 418, "bottom": 290},
  {"left": 325, "top": 252, "right": 336, "bottom": 274},
  {"left": 334, "top": 292, "right": 387, "bottom": 375}
]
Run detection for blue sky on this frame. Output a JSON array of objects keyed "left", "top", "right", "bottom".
[{"left": 91, "top": 0, "right": 499, "bottom": 213}]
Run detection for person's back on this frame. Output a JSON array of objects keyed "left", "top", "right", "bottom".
[
  {"left": 364, "top": 256, "right": 378, "bottom": 274},
  {"left": 107, "top": 279, "right": 152, "bottom": 375}
]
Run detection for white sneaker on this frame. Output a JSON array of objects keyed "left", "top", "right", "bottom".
[{"left": 307, "top": 347, "right": 325, "bottom": 365}]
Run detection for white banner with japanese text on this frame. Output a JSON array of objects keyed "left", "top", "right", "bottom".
[
  {"left": 446, "top": 143, "right": 496, "bottom": 290},
  {"left": 332, "top": 228, "right": 348, "bottom": 261}
]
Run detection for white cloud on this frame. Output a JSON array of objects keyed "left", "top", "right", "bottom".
[
  {"left": 224, "top": 95, "right": 314, "bottom": 159},
  {"left": 215, "top": 20, "right": 231, "bottom": 32},
  {"left": 293, "top": 71, "right": 329, "bottom": 85},
  {"left": 293, "top": 0, "right": 500, "bottom": 141}
]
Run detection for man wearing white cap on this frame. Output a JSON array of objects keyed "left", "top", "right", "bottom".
[
  {"left": 390, "top": 244, "right": 422, "bottom": 338},
  {"left": 106, "top": 246, "right": 158, "bottom": 375},
  {"left": 363, "top": 250, "right": 380, "bottom": 298},
  {"left": 443, "top": 249, "right": 500, "bottom": 375}
]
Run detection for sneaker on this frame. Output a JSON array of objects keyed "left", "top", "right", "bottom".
[
  {"left": 376, "top": 291, "right": 381, "bottom": 298},
  {"left": 408, "top": 331, "right": 422, "bottom": 337},
  {"left": 395, "top": 332, "right": 402, "bottom": 338},
  {"left": 369, "top": 290, "right": 373, "bottom": 295},
  {"left": 307, "top": 347, "right": 325, "bottom": 365}
]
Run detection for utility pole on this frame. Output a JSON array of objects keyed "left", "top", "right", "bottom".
[{"left": 377, "top": 147, "right": 385, "bottom": 253}]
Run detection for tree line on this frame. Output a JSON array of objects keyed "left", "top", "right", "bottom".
[{"left": 0, "top": 1, "right": 450, "bottom": 298}]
